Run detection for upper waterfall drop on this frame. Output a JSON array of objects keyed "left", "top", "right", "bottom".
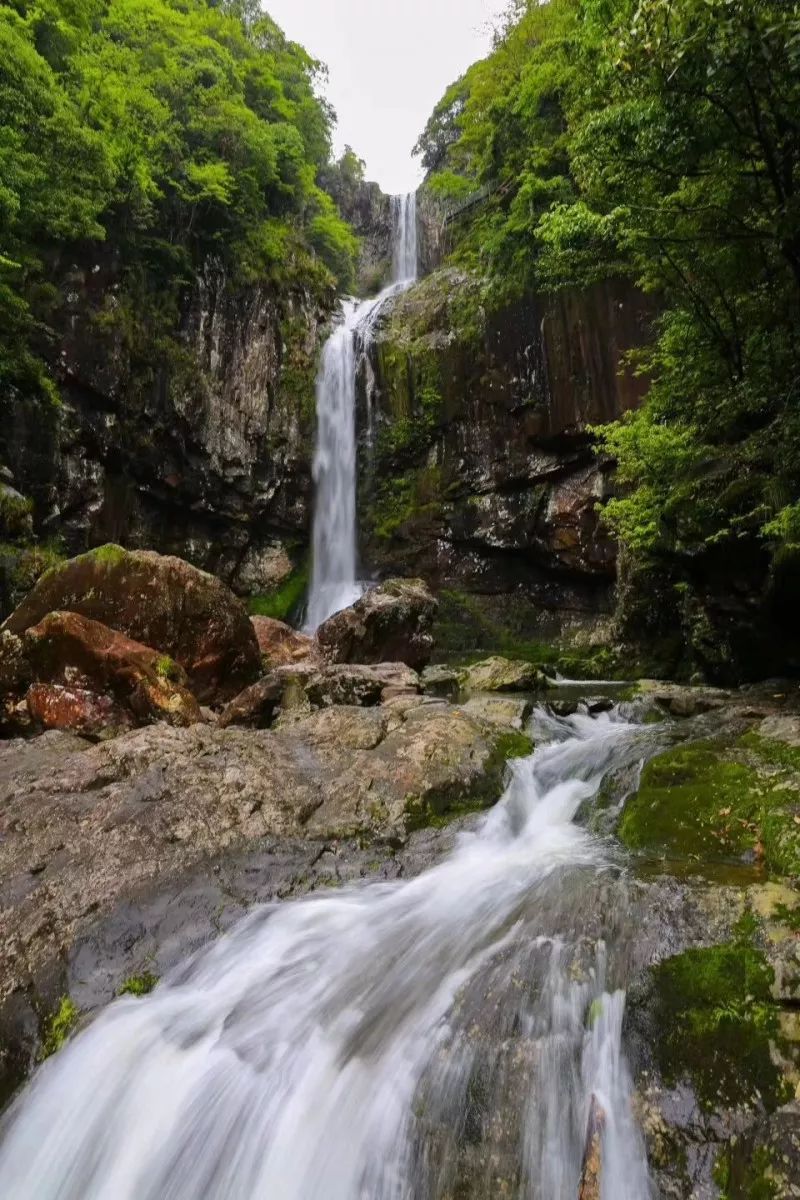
[
  {"left": 391, "top": 192, "right": 418, "bottom": 285},
  {"left": 305, "top": 192, "right": 418, "bottom": 632}
]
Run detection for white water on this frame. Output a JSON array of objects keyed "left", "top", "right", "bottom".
[
  {"left": 305, "top": 192, "right": 418, "bottom": 631},
  {"left": 0, "top": 709, "right": 652, "bottom": 1199}
]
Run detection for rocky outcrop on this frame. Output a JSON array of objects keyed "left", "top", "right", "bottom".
[
  {"left": 319, "top": 176, "right": 394, "bottom": 295},
  {"left": 3, "top": 545, "right": 260, "bottom": 703},
  {"left": 358, "top": 267, "right": 654, "bottom": 642},
  {"left": 316, "top": 578, "right": 437, "bottom": 671},
  {"left": 220, "top": 661, "right": 421, "bottom": 729},
  {"left": 0, "top": 698, "right": 523, "bottom": 1086},
  {"left": 0, "top": 253, "right": 331, "bottom": 609}
]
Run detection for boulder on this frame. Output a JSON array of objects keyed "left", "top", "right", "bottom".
[
  {"left": 459, "top": 656, "right": 546, "bottom": 693},
  {"left": 3, "top": 545, "right": 260, "bottom": 703},
  {"left": 461, "top": 695, "right": 533, "bottom": 732},
  {"left": 218, "top": 675, "right": 284, "bottom": 730},
  {"left": 219, "top": 662, "right": 421, "bottom": 729},
  {"left": 315, "top": 578, "right": 437, "bottom": 670},
  {"left": 22, "top": 611, "right": 202, "bottom": 732},
  {"left": 420, "top": 664, "right": 462, "bottom": 698},
  {"left": 250, "top": 616, "right": 320, "bottom": 669}
]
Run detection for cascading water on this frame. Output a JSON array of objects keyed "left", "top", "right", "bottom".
[
  {"left": 0, "top": 706, "right": 654, "bottom": 1199},
  {"left": 392, "top": 191, "right": 418, "bottom": 284},
  {"left": 305, "top": 193, "right": 418, "bottom": 631}
]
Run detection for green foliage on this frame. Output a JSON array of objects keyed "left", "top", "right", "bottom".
[
  {"left": 419, "top": 0, "right": 800, "bottom": 629},
  {"left": 0, "top": 0, "right": 356, "bottom": 420},
  {"left": 154, "top": 655, "right": 180, "bottom": 682},
  {"left": 40, "top": 996, "right": 79, "bottom": 1059}
]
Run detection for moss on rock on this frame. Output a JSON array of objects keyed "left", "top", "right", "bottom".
[
  {"left": 649, "top": 915, "right": 790, "bottom": 1112},
  {"left": 619, "top": 734, "right": 800, "bottom": 876},
  {"left": 40, "top": 996, "right": 79, "bottom": 1059},
  {"left": 118, "top": 972, "right": 158, "bottom": 997},
  {"left": 248, "top": 563, "right": 309, "bottom": 623}
]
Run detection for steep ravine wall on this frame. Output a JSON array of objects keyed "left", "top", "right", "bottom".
[
  {"left": 357, "top": 267, "right": 655, "bottom": 646},
  {"left": 1, "top": 249, "right": 332, "bottom": 613}
]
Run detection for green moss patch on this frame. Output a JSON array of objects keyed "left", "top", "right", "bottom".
[
  {"left": 40, "top": 996, "right": 79, "bottom": 1059},
  {"left": 619, "top": 735, "right": 800, "bottom": 876},
  {"left": 248, "top": 564, "right": 308, "bottom": 622},
  {"left": 118, "top": 972, "right": 158, "bottom": 997},
  {"left": 650, "top": 915, "right": 790, "bottom": 1112}
]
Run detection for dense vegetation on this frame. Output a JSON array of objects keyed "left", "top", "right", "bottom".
[
  {"left": 417, "top": 0, "right": 800, "bottom": 672},
  {"left": 0, "top": 0, "right": 357, "bottom": 409}
]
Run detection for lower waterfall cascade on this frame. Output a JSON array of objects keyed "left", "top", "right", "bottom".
[{"left": 0, "top": 707, "right": 655, "bottom": 1199}]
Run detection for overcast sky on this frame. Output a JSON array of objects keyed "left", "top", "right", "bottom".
[{"left": 265, "top": 0, "right": 510, "bottom": 194}]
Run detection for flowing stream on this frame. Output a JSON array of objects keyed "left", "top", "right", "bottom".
[
  {"left": 0, "top": 706, "right": 655, "bottom": 1199},
  {"left": 305, "top": 192, "right": 419, "bottom": 631}
]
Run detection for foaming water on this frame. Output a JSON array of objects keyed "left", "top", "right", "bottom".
[
  {"left": 0, "top": 709, "right": 653, "bottom": 1199},
  {"left": 305, "top": 192, "right": 418, "bottom": 631}
]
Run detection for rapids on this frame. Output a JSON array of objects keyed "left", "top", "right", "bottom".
[{"left": 0, "top": 707, "right": 654, "bottom": 1199}]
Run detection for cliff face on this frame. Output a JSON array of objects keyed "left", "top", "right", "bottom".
[
  {"left": 1, "top": 250, "right": 331, "bottom": 610},
  {"left": 358, "top": 267, "right": 654, "bottom": 639}
]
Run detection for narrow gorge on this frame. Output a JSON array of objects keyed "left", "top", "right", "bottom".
[{"left": 2, "top": 1, "right": 800, "bottom": 1198}]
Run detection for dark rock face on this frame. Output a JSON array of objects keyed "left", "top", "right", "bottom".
[
  {"left": 316, "top": 578, "right": 438, "bottom": 670},
  {"left": 359, "top": 268, "right": 655, "bottom": 635},
  {"left": 322, "top": 178, "right": 394, "bottom": 295},
  {"left": 0, "top": 252, "right": 330, "bottom": 603},
  {"left": 3, "top": 545, "right": 260, "bottom": 704}
]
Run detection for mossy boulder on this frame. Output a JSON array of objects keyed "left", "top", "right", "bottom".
[
  {"left": 3, "top": 545, "right": 260, "bottom": 703},
  {"left": 619, "top": 732, "right": 800, "bottom": 875},
  {"left": 644, "top": 916, "right": 791, "bottom": 1113}
]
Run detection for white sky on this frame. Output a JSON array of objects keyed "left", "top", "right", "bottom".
[{"left": 265, "top": 0, "right": 510, "bottom": 194}]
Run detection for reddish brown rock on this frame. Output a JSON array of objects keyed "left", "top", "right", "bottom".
[
  {"left": 315, "top": 579, "right": 437, "bottom": 671},
  {"left": 3, "top": 545, "right": 260, "bottom": 703},
  {"left": 250, "top": 616, "right": 319, "bottom": 669},
  {"left": 24, "top": 611, "right": 202, "bottom": 730},
  {"left": 26, "top": 683, "right": 134, "bottom": 739}
]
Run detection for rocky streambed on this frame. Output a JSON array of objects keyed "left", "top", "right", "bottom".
[{"left": 1, "top": 546, "right": 800, "bottom": 1198}]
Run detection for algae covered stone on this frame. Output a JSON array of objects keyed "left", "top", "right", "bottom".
[{"left": 619, "top": 734, "right": 800, "bottom": 875}]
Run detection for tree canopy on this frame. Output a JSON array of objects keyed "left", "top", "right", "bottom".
[
  {"left": 0, "top": 0, "right": 357, "bottom": 404},
  {"left": 419, "top": 0, "right": 800, "bottom": 615}
]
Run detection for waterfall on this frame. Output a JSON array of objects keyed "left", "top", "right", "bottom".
[
  {"left": 392, "top": 192, "right": 418, "bottom": 284},
  {"left": 0, "top": 707, "right": 653, "bottom": 1199},
  {"left": 305, "top": 193, "right": 418, "bottom": 631}
]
